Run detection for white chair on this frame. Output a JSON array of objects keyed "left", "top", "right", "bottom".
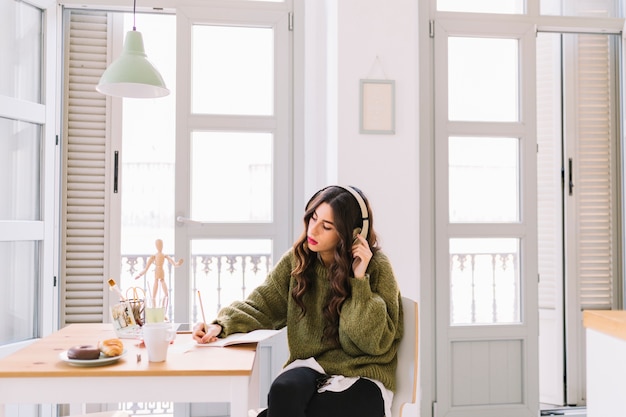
[{"left": 391, "top": 297, "right": 419, "bottom": 417}]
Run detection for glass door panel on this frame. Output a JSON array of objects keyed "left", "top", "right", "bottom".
[
  {"left": 191, "top": 25, "right": 274, "bottom": 115},
  {"left": 0, "top": 241, "right": 38, "bottom": 344},
  {"left": 449, "top": 136, "right": 520, "bottom": 223},
  {"left": 448, "top": 37, "right": 519, "bottom": 122},
  {"left": 0, "top": 0, "right": 42, "bottom": 102},
  {"left": 0, "top": 118, "right": 41, "bottom": 220},
  {"left": 190, "top": 132, "right": 273, "bottom": 223},
  {"left": 450, "top": 238, "right": 521, "bottom": 325}
]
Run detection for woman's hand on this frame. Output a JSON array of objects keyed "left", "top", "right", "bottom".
[
  {"left": 351, "top": 234, "right": 372, "bottom": 279},
  {"left": 192, "top": 323, "right": 222, "bottom": 344}
]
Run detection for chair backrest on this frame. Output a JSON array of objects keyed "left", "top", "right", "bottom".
[{"left": 391, "top": 296, "right": 419, "bottom": 417}]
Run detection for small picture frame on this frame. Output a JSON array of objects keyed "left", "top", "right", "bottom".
[
  {"left": 110, "top": 301, "right": 142, "bottom": 338},
  {"left": 360, "top": 79, "right": 395, "bottom": 134}
]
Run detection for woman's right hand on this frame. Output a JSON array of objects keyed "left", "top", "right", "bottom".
[{"left": 192, "top": 323, "right": 222, "bottom": 344}]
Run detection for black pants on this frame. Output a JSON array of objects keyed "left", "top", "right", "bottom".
[{"left": 258, "top": 367, "right": 385, "bottom": 417}]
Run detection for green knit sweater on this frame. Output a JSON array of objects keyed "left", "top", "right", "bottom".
[{"left": 214, "top": 249, "right": 403, "bottom": 391}]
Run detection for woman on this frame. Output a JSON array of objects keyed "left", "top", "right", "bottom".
[{"left": 193, "top": 185, "right": 403, "bottom": 417}]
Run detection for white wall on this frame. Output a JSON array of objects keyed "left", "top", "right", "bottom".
[
  {"left": 303, "top": 0, "right": 421, "bottom": 300},
  {"left": 338, "top": 0, "right": 420, "bottom": 299}
]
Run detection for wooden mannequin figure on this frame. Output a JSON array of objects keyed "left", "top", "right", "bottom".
[{"left": 135, "top": 239, "right": 184, "bottom": 300}]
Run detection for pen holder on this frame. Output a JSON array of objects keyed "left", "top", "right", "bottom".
[
  {"left": 127, "top": 298, "right": 145, "bottom": 326},
  {"left": 145, "top": 296, "right": 167, "bottom": 324}
]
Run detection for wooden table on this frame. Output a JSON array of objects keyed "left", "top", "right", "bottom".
[{"left": 0, "top": 323, "right": 260, "bottom": 417}]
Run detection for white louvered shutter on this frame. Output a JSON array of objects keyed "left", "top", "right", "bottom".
[
  {"left": 573, "top": 34, "right": 615, "bottom": 311},
  {"left": 60, "top": 11, "right": 110, "bottom": 325},
  {"left": 537, "top": 34, "right": 615, "bottom": 314}
]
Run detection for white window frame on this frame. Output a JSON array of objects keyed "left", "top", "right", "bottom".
[
  {"left": 173, "top": 4, "right": 293, "bottom": 322},
  {"left": 0, "top": 0, "right": 59, "bottom": 357}
]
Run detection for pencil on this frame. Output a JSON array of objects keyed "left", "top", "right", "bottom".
[{"left": 197, "top": 290, "right": 207, "bottom": 333}]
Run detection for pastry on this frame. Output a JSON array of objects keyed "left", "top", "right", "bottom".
[{"left": 98, "top": 338, "right": 124, "bottom": 357}]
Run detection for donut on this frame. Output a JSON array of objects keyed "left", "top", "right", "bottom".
[
  {"left": 67, "top": 345, "right": 101, "bottom": 360},
  {"left": 98, "top": 338, "right": 124, "bottom": 357}
]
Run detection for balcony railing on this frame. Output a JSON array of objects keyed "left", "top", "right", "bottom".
[
  {"left": 122, "top": 250, "right": 518, "bottom": 327},
  {"left": 450, "top": 251, "right": 520, "bottom": 325},
  {"left": 120, "top": 253, "right": 273, "bottom": 324}
]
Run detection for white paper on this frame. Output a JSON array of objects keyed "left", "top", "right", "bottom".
[{"left": 196, "top": 329, "right": 281, "bottom": 347}]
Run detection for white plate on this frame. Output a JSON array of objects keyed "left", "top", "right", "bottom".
[{"left": 59, "top": 349, "right": 127, "bottom": 367}]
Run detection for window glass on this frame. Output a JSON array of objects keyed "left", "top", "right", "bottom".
[
  {"left": 449, "top": 137, "right": 520, "bottom": 223},
  {"left": 0, "top": 241, "right": 38, "bottom": 344},
  {"left": 191, "top": 25, "right": 273, "bottom": 115},
  {"left": 190, "top": 239, "right": 272, "bottom": 321},
  {"left": 448, "top": 37, "right": 519, "bottom": 122},
  {"left": 541, "top": 0, "right": 622, "bottom": 17},
  {"left": 438, "top": 0, "right": 524, "bottom": 14},
  {"left": 191, "top": 131, "right": 273, "bottom": 222},
  {"left": 0, "top": 117, "right": 41, "bottom": 221},
  {"left": 450, "top": 238, "right": 521, "bottom": 325},
  {"left": 0, "top": 0, "right": 42, "bottom": 102}
]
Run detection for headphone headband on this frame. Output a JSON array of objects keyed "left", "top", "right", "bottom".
[{"left": 336, "top": 185, "right": 370, "bottom": 239}]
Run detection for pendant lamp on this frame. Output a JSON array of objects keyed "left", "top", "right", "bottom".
[{"left": 96, "top": 0, "right": 169, "bottom": 98}]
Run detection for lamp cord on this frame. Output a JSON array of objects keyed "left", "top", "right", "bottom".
[{"left": 132, "top": 0, "right": 136, "bottom": 30}]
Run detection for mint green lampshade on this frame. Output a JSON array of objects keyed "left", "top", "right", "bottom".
[{"left": 96, "top": 30, "right": 169, "bottom": 98}]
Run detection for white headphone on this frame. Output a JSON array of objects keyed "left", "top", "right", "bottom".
[{"left": 335, "top": 185, "right": 370, "bottom": 240}]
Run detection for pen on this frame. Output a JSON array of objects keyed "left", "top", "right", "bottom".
[{"left": 197, "top": 290, "right": 207, "bottom": 333}]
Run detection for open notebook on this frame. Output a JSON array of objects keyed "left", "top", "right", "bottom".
[{"left": 197, "top": 329, "right": 282, "bottom": 347}]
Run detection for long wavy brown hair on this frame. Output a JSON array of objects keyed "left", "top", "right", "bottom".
[{"left": 291, "top": 186, "right": 380, "bottom": 345}]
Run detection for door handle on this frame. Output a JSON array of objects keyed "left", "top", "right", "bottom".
[
  {"left": 568, "top": 157, "right": 574, "bottom": 196},
  {"left": 114, "top": 150, "right": 119, "bottom": 193},
  {"left": 176, "top": 216, "right": 207, "bottom": 226}
]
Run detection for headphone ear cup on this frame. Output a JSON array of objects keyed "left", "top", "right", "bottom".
[
  {"left": 337, "top": 185, "right": 369, "bottom": 241},
  {"left": 352, "top": 227, "right": 362, "bottom": 244}
]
